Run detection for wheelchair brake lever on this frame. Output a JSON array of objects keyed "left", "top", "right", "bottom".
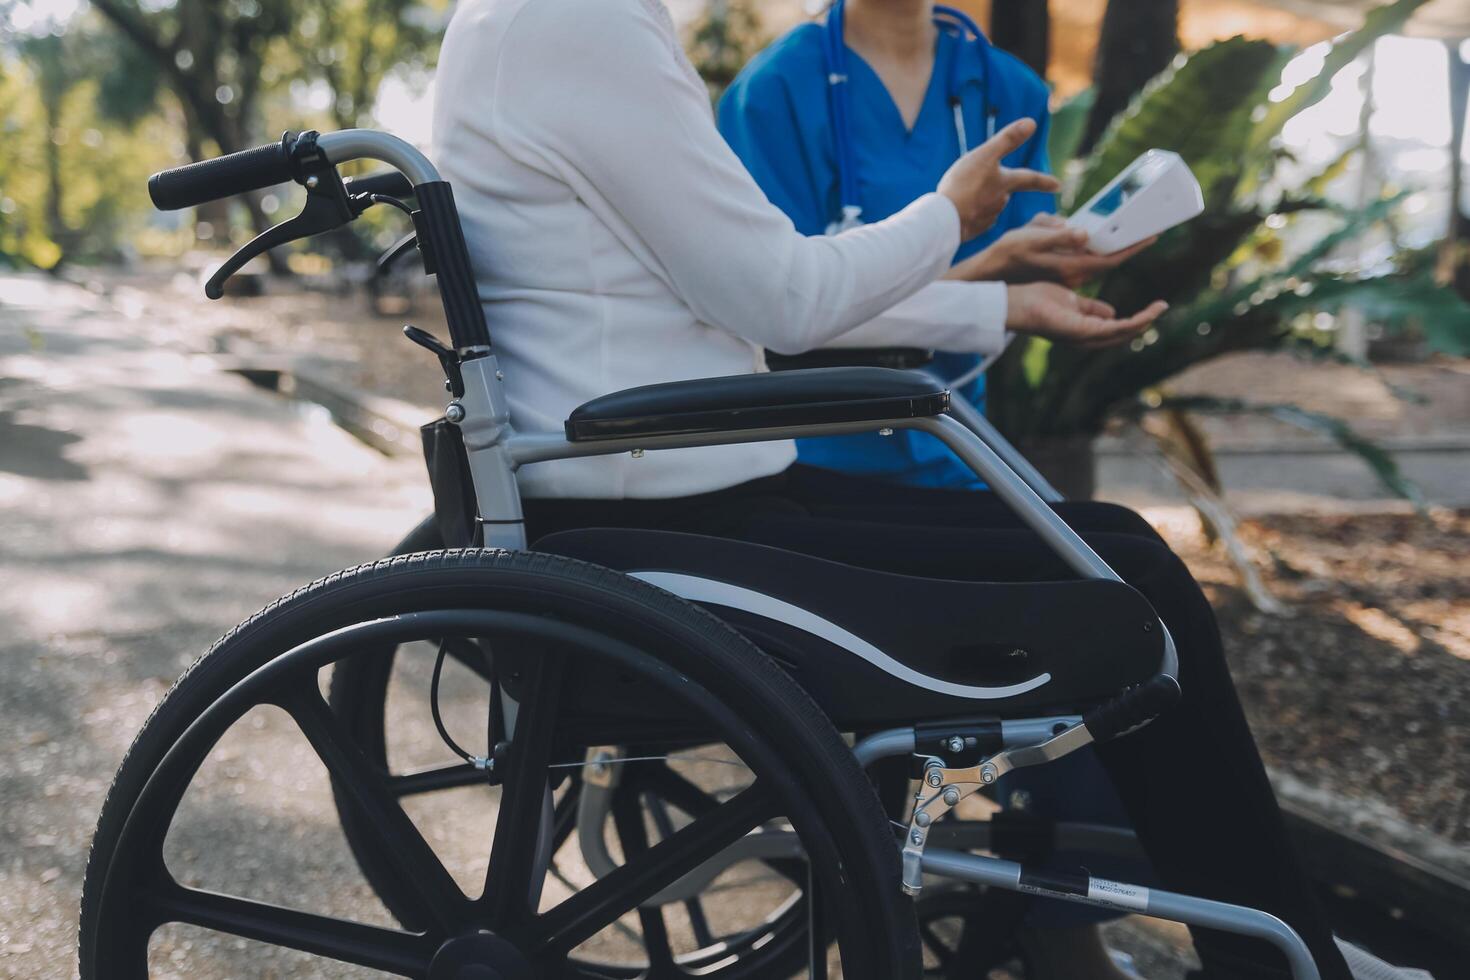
[
  {"left": 204, "top": 157, "right": 365, "bottom": 300},
  {"left": 900, "top": 722, "right": 1096, "bottom": 896},
  {"left": 376, "top": 231, "right": 421, "bottom": 275},
  {"left": 898, "top": 676, "right": 1181, "bottom": 896}
]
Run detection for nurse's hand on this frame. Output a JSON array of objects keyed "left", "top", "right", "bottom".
[
  {"left": 938, "top": 119, "right": 1060, "bottom": 241},
  {"left": 951, "top": 214, "right": 1158, "bottom": 287},
  {"left": 1005, "top": 282, "right": 1168, "bottom": 348}
]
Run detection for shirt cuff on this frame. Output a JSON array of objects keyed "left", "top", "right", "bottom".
[{"left": 966, "top": 281, "right": 1008, "bottom": 354}]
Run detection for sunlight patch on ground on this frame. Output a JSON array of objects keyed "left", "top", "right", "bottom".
[{"left": 1337, "top": 601, "right": 1423, "bottom": 656}]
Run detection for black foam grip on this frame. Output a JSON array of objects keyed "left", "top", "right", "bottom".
[
  {"left": 1083, "top": 674, "right": 1182, "bottom": 743},
  {"left": 148, "top": 139, "right": 295, "bottom": 211},
  {"left": 413, "top": 181, "right": 491, "bottom": 351}
]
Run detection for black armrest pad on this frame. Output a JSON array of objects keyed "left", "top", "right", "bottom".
[{"left": 565, "top": 367, "right": 949, "bottom": 443}]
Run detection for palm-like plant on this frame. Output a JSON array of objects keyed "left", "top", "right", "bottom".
[{"left": 988, "top": 0, "right": 1469, "bottom": 503}]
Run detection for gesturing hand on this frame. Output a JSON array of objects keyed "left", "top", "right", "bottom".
[
  {"left": 1005, "top": 282, "right": 1168, "bottom": 348},
  {"left": 952, "top": 214, "right": 1158, "bottom": 287},
  {"left": 938, "top": 119, "right": 1060, "bottom": 241}
]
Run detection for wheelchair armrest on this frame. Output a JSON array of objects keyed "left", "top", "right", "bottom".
[
  {"left": 564, "top": 366, "right": 949, "bottom": 442},
  {"left": 765, "top": 347, "right": 935, "bottom": 372}
]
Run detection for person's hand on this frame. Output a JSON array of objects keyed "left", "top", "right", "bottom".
[
  {"left": 1005, "top": 282, "right": 1168, "bottom": 348},
  {"left": 951, "top": 213, "right": 1158, "bottom": 287},
  {"left": 938, "top": 119, "right": 1060, "bottom": 241}
]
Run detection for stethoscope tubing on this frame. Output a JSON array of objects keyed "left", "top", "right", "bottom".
[{"left": 823, "top": 0, "right": 996, "bottom": 230}]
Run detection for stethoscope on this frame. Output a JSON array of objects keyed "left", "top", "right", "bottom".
[{"left": 822, "top": 0, "right": 998, "bottom": 233}]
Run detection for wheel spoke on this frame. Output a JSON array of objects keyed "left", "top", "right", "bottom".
[
  {"left": 518, "top": 782, "right": 778, "bottom": 958},
  {"left": 641, "top": 762, "right": 807, "bottom": 891},
  {"left": 481, "top": 649, "right": 566, "bottom": 928},
  {"left": 550, "top": 776, "right": 581, "bottom": 854},
  {"left": 281, "top": 689, "right": 469, "bottom": 934},
  {"left": 147, "top": 884, "right": 436, "bottom": 975},
  {"left": 639, "top": 763, "right": 721, "bottom": 818},
  {"left": 613, "top": 790, "right": 674, "bottom": 970},
  {"left": 919, "top": 923, "right": 956, "bottom": 967},
  {"left": 389, "top": 762, "right": 488, "bottom": 797},
  {"left": 646, "top": 793, "right": 715, "bottom": 950},
  {"left": 808, "top": 861, "right": 828, "bottom": 980}
]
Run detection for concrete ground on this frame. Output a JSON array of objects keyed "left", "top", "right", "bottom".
[{"left": 0, "top": 274, "right": 430, "bottom": 976}]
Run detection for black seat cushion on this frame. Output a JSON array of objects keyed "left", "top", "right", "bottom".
[
  {"left": 535, "top": 528, "right": 1164, "bottom": 730},
  {"left": 564, "top": 366, "right": 948, "bottom": 442}
]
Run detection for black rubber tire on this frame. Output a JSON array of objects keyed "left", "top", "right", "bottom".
[
  {"left": 329, "top": 518, "right": 818, "bottom": 978},
  {"left": 327, "top": 514, "right": 443, "bottom": 929},
  {"left": 80, "top": 549, "right": 921, "bottom": 979},
  {"left": 916, "top": 884, "right": 1032, "bottom": 979}
]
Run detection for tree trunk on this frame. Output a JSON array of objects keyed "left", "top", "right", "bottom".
[
  {"left": 989, "top": 0, "right": 1050, "bottom": 78},
  {"left": 1016, "top": 435, "right": 1097, "bottom": 500},
  {"left": 90, "top": 0, "right": 287, "bottom": 271},
  {"left": 1080, "top": 0, "right": 1179, "bottom": 154},
  {"left": 41, "top": 80, "right": 67, "bottom": 267},
  {"left": 1446, "top": 40, "right": 1469, "bottom": 300}
]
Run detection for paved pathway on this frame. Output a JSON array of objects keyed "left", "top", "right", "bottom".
[{"left": 0, "top": 274, "right": 429, "bottom": 976}]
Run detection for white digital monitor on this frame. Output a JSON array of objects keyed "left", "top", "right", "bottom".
[{"left": 1067, "top": 149, "right": 1204, "bottom": 255}]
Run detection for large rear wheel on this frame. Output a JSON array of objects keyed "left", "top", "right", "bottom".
[{"left": 80, "top": 550, "right": 919, "bottom": 978}]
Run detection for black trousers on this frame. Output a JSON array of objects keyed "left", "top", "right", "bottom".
[{"left": 523, "top": 465, "right": 1350, "bottom": 980}]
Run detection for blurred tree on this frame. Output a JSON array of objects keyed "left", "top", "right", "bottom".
[
  {"left": 280, "top": 1, "right": 449, "bottom": 261},
  {"left": 86, "top": 0, "right": 297, "bottom": 157},
  {"left": 989, "top": 0, "right": 1049, "bottom": 78},
  {"left": 21, "top": 34, "right": 71, "bottom": 260},
  {"left": 2, "top": 18, "right": 173, "bottom": 268},
  {"left": 1445, "top": 40, "right": 1468, "bottom": 299},
  {"left": 1080, "top": 0, "right": 1179, "bottom": 154},
  {"left": 685, "top": 0, "right": 767, "bottom": 101},
  {"left": 286, "top": 1, "right": 448, "bottom": 133},
  {"left": 87, "top": 0, "right": 296, "bottom": 250},
  {"left": 0, "top": 52, "right": 61, "bottom": 269},
  {"left": 87, "top": 0, "right": 445, "bottom": 262}
]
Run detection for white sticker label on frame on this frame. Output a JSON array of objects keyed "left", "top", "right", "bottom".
[{"left": 1087, "top": 878, "right": 1150, "bottom": 911}]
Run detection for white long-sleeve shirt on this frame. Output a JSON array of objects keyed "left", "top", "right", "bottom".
[{"left": 432, "top": 0, "right": 1006, "bottom": 499}]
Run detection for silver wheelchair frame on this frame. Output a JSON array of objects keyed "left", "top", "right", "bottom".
[{"left": 318, "top": 129, "right": 1319, "bottom": 979}]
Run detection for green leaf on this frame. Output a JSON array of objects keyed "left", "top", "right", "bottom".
[
  {"left": 1022, "top": 336, "right": 1052, "bottom": 388},
  {"left": 1334, "top": 274, "right": 1470, "bottom": 355},
  {"left": 1246, "top": 0, "right": 1431, "bottom": 153},
  {"left": 1279, "top": 191, "right": 1407, "bottom": 280},
  {"left": 1069, "top": 37, "right": 1282, "bottom": 211},
  {"left": 1300, "top": 145, "right": 1359, "bottom": 198},
  {"left": 1152, "top": 396, "right": 1425, "bottom": 507}
]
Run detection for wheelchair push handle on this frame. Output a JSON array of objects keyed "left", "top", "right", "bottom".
[
  {"left": 1082, "top": 673, "right": 1182, "bottom": 743},
  {"left": 146, "top": 128, "right": 491, "bottom": 353},
  {"left": 149, "top": 133, "right": 301, "bottom": 211}
]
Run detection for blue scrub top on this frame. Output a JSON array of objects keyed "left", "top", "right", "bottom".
[{"left": 719, "top": 22, "right": 1054, "bottom": 489}]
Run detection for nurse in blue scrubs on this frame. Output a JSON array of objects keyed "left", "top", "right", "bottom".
[
  {"left": 719, "top": 0, "right": 1154, "bottom": 487},
  {"left": 719, "top": 3, "right": 1155, "bottom": 976}
]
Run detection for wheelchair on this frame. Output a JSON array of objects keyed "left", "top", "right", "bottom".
[{"left": 79, "top": 129, "right": 1325, "bottom": 979}]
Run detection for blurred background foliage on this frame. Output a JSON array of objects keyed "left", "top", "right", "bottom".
[
  {"left": 1, "top": 0, "right": 1466, "bottom": 504},
  {"left": 0, "top": 0, "right": 451, "bottom": 269},
  {"left": 981, "top": 0, "right": 1470, "bottom": 504}
]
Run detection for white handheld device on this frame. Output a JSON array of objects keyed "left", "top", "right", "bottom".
[{"left": 1067, "top": 150, "right": 1204, "bottom": 255}]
